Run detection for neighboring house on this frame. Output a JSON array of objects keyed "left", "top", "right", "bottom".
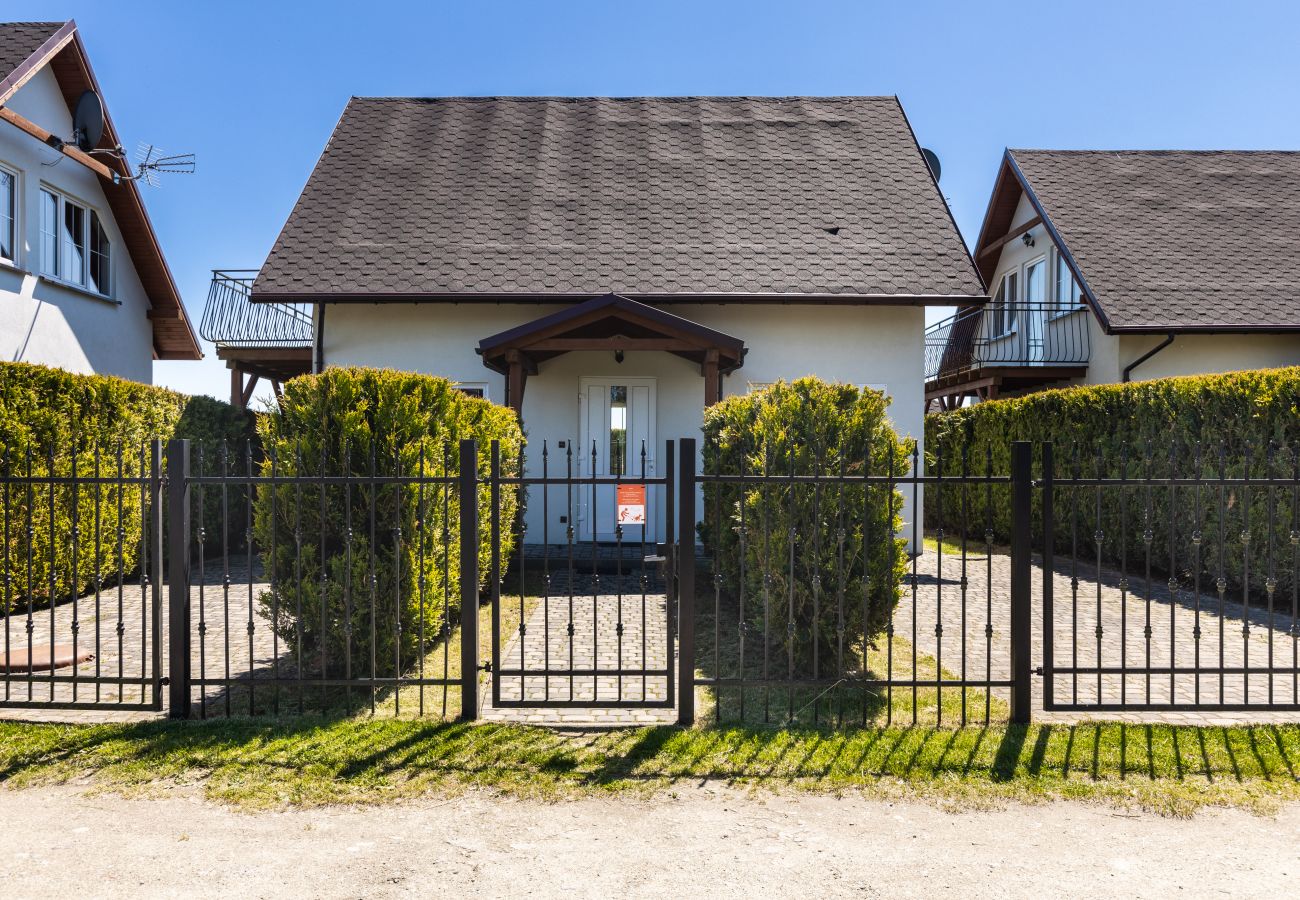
[
  {"left": 228, "top": 96, "right": 984, "bottom": 544},
  {"left": 0, "top": 21, "right": 200, "bottom": 382},
  {"left": 926, "top": 149, "right": 1300, "bottom": 409}
]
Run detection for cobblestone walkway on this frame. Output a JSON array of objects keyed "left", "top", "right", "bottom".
[
  {"left": 480, "top": 573, "right": 676, "bottom": 726},
  {"left": 905, "top": 546, "right": 1300, "bottom": 724},
  {"left": 0, "top": 557, "right": 275, "bottom": 723}
]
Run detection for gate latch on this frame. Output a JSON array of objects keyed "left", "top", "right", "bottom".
[{"left": 479, "top": 661, "right": 493, "bottom": 673}]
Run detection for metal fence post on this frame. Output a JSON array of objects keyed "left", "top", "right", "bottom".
[
  {"left": 166, "top": 439, "right": 191, "bottom": 719},
  {"left": 1009, "top": 440, "right": 1033, "bottom": 724},
  {"left": 677, "top": 438, "right": 696, "bottom": 726},
  {"left": 150, "top": 440, "right": 164, "bottom": 710},
  {"left": 1040, "top": 441, "right": 1054, "bottom": 712},
  {"left": 459, "top": 439, "right": 479, "bottom": 720}
]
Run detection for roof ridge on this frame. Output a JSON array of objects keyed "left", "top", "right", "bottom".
[{"left": 348, "top": 95, "right": 898, "bottom": 103}]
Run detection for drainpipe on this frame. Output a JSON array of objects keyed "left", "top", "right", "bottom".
[
  {"left": 314, "top": 302, "right": 327, "bottom": 374},
  {"left": 1122, "top": 332, "right": 1174, "bottom": 383}
]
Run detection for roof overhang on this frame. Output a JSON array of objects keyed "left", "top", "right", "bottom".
[
  {"left": 0, "top": 20, "right": 201, "bottom": 360},
  {"left": 251, "top": 289, "right": 983, "bottom": 306},
  {"left": 476, "top": 293, "right": 747, "bottom": 375}
]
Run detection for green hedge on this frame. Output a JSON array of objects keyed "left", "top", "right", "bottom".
[
  {"left": 925, "top": 367, "right": 1300, "bottom": 599},
  {"left": 701, "top": 378, "right": 910, "bottom": 674},
  {"left": 0, "top": 363, "right": 259, "bottom": 613},
  {"left": 0, "top": 365, "right": 168, "bottom": 610},
  {"left": 176, "top": 394, "right": 260, "bottom": 553},
  {"left": 253, "top": 367, "right": 523, "bottom": 679}
]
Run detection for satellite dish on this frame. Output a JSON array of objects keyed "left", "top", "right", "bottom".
[
  {"left": 921, "top": 147, "right": 942, "bottom": 182},
  {"left": 73, "top": 90, "right": 104, "bottom": 152}
]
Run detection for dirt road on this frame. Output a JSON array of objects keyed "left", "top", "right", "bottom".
[{"left": 0, "top": 786, "right": 1295, "bottom": 898}]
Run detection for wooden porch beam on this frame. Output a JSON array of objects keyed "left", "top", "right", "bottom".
[
  {"left": 527, "top": 337, "right": 701, "bottom": 352},
  {"left": 0, "top": 105, "right": 117, "bottom": 182},
  {"left": 977, "top": 215, "right": 1043, "bottom": 260}
]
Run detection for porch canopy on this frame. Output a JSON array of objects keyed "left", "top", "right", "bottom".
[{"left": 476, "top": 293, "right": 746, "bottom": 417}]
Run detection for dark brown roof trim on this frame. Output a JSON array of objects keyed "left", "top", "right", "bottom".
[{"left": 0, "top": 21, "right": 73, "bottom": 104}]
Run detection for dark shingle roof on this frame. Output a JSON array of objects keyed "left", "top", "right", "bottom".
[
  {"left": 1009, "top": 149, "right": 1300, "bottom": 330},
  {"left": 253, "top": 97, "right": 983, "bottom": 302},
  {"left": 0, "top": 22, "right": 62, "bottom": 82}
]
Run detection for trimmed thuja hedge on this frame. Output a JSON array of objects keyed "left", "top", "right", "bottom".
[
  {"left": 925, "top": 367, "right": 1300, "bottom": 599},
  {"left": 0, "top": 362, "right": 256, "bottom": 613},
  {"left": 701, "top": 378, "right": 911, "bottom": 674},
  {"left": 253, "top": 368, "right": 523, "bottom": 678}
]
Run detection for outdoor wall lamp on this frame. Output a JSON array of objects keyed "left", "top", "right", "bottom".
[
  {"left": 614, "top": 349, "right": 625, "bottom": 364},
  {"left": 1022, "top": 231, "right": 1035, "bottom": 248}
]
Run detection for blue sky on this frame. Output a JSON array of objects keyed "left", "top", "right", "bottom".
[{"left": 9, "top": 1, "right": 1300, "bottom": 398}]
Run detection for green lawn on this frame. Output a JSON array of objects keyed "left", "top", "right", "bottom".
[{"left": 2, "top": 716, "right": 1299, "bottom": 816}]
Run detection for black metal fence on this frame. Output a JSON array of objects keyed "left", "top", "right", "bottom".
[
  {"left": 0, "top": 441, "right": 163, "bottom": 710},
  {"left": 4, "top": 435, "right": 1300, "bottom": 727}
]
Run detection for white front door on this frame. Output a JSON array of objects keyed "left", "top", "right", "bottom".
[{"left": 577, "top": 377, "right": 657, "bottom": 543}]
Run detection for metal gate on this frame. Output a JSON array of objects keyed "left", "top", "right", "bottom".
[
  {"left": 486, "top": 439, "right": 676, "bottom": 710},
  {"left": 0, "top": 441, "right": 164, "bottom": 711}
]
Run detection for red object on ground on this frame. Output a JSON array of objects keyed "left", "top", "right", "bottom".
[{"left": 0, "top": 643, "right": 94, "bottom": 672}]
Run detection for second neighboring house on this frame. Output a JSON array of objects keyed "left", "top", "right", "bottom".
[
  {"left": 926, "top": 149, "right": 1300, "bottom": 408},
  {"left": 228, "top": 95, "right": 985, "bottom": 546},
  {"left": 0, "top": 21, "right": 200, "bottom": 383}
]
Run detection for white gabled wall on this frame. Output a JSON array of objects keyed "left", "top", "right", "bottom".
[
  {"left": 0, "top": 67, "right": 155, "bottom": 383},
  {"left": 324, "top": 302, "right": 926, "bottom": 550}
]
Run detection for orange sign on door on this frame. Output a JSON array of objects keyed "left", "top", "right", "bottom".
[{"left": 616, "top": 483, "right": 647, "bottom": 525}]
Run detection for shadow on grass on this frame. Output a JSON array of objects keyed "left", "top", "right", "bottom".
[{"left": 3, "top": 714, "right": 1300, "bottom": 811}]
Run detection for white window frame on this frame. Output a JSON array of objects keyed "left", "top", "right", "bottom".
[
  {"left": 1049, "top": 249, "right": 1085, "bottom": 319},
  {"left": 989, "top": 270, "right": 1018, "bottom": 338},
  {"left": 455, "top": 382, "right": 489, "bottom": 401},
  {"left": 0, "top": 160, "right": 17, "bottom": 266},
  {"left": 38, "top": 185, "right": 112, "bottom": 298}
]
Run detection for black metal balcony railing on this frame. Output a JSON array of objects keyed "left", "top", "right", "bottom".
[
  {"left": 199, "top": 269, "right": 314, "bottom": 348},
  {"left": 924, "top": 302, "right": 1090, "bottom": 382}
]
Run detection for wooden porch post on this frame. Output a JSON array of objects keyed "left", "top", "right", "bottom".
[
  {"left": 505, "top": 349, "right": 528, "bottom": 423},
  {"left": 702, "top": 349, "right": 720, "bottom": 407},
  {"left": 230, "top": 367, "right": 243, "bottom": 409}
]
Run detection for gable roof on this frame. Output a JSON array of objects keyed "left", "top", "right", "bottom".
[
  {"left": 0, "top": 20, "right": 201, "bottom": 359},
  {"left": 252, "top": 96, "right": 984, "bottom": 304},
  {"left": 975, "top": 149, "right": 1300, "bottom": 333}
]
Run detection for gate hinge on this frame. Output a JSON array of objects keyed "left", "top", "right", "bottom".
[
  {"left": 1033, "top": 666, "right": 1045, "bottom": 677},
  {"left": 159, "top": 676, "right": 170, "bottom": 686},
  {"left": 479, "top": 661, "right": 493, "bottom": 673}
]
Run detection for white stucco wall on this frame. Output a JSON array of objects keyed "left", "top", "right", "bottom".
[
  {"left": 324, "top": 302, "right": 926, "bottom": 549},
  {"left": 0, "top": 67, "right": 154, "bottom": 383}
]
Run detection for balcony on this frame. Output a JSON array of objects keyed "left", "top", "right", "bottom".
[
  {"left": 924, "top": 302, "right": 1090, "bottom": 407},
  {"left": 199, "top": 270, "right": 314, "bottom": 407}
]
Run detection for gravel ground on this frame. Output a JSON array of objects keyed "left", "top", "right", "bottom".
[{"left": 0, "top": 787, "right": 1297, "bottom": 898}]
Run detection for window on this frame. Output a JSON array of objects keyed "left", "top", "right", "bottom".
[
  {"left": 89, "top": 212, "right": 110, "bottom": 294},
  {"left": 1024, "top": 258, "right": 1046, "bottom": 308},
  {"left": 1054, "top": 253, "right": 1082, "bottom": 313},
  {"left": 609, "top": 385, "right": 628, "bottom": 477},
  {"left": 60, "top": 199, "right": 85, "bottom": 285},
  {"left": 0, "top": 166, "right": 14, "bottom": 263},
  {"left": 39, "top": 189, "right": 57, "bottom": 275},
  {"left": 39, "top": 187, "right": 111, "bottom": 297},
  {"left": 455, "top": 382, "right": 488, "bottom": 400},
  {"left": 991, "top": 271, "right": 1017, "bottom": 336}
]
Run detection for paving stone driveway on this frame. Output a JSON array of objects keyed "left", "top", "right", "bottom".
[
  {"left": 905, "top": 545, "right": 1300, "bottom": 724},
  {"left": 480, "top": 573, "right": 676, "bottom": 726},
  {"left": 0, "top": 556, "right": 275, "bottom": 723}
]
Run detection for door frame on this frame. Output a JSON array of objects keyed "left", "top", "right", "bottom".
[{"left": 577, "top": 375, "right": 658, "bottom": 542}]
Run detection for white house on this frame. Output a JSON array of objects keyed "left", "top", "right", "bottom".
[
  {"left": 0, "top": 20, "right": 200, "bottom": 382},
  {"left": 240, "top": 96, "right": 985, "bottom": 546},
  {"left": 926, "top": 149, "right": 1300, "bottom": 408}
]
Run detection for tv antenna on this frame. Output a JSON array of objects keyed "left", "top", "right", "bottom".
[
  {"left": 130, "top": 143, "right": 195, "bottom": 186},
  {"left": 65, "top": 90, "right": 195, "bottom": 186}
]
